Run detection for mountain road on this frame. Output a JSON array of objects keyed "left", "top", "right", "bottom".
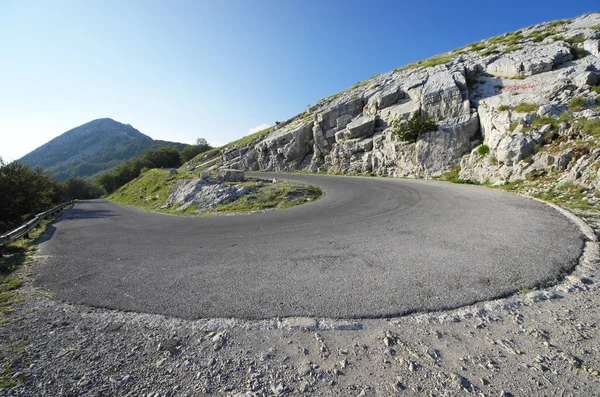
[{"left": 35, "top": 172, "right": 584, "bottom": 320}]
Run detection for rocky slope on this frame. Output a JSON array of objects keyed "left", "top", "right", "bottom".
[
  {"left": 19, "top": 118, "right": 186, "bottom": 181},
  {"left": 189, "top": 13, "right": 600, "bottom": 196}
]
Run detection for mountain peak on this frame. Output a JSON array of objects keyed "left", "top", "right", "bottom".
[{"left": 19, "top": 118, "right": 186, "bottom": 181}]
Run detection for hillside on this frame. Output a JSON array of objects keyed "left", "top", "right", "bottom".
[
  {"left": 19, "top": 118, "right": 187, "bottom": 181},
  {"left": 185, "top": 13, "right": 600, "bottom": 209}
]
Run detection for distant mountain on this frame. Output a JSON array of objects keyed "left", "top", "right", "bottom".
[{"left": 19, "top": 118, "right": 187, "bottom": 181}]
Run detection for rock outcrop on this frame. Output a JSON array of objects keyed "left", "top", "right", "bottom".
[{"left": 186, "top": 13, "right": 600, "bottom": 192}]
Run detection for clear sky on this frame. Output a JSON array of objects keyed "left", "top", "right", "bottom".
[{"left": 0, "top": 1, "right": 598, "bottom": 161}]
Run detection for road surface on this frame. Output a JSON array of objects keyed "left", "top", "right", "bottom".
[{"left": 35, "top": 173, "right": 584, "bottom": 319}]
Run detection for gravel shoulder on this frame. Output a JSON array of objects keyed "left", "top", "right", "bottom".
[{"left": 0, "top": 207, "right": 599, "bottom": 395}]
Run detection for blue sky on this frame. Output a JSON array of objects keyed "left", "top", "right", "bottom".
[{"left": 1, "top": 0, "right": 598, "bottom": 161}]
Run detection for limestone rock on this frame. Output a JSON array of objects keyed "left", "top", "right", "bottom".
[
  {"left": 485, "top": 43, "right": 572, "bottom": 78},
  {"left": 583, "top": 39, "right": 600, "bottom": 57},
  {"left": 218, "top": 169, "right": 245, "bottom": 182},
  {"left": 346, "top": 115, "right": 377, "bottom": 139}
]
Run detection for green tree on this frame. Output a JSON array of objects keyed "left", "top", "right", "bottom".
[
  {"left": 63, "top": 178, "right": 104, "bottom": 200},
  {"left": 180, "top": 142, "right": 213, "bottom": 163},
  {"left": 0, "top": 158, "right": 59, "bottom": 232}
]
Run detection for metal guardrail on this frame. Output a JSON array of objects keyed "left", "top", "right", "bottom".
[{"left": 0, "top": 201, "right": 73, "bottom": 250}]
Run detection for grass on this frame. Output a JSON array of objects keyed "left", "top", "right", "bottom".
[
  {"left": 570, "top": 45, "right": 587, "bottom": 60},
  {"left": 435, "top": 166, "right": 476, "bottom": 184},
  {"left": 497, "top": 105, "right": 509, "bottom": 112},
  {"left": 570, "top": 97, "right": 587, "bottom": 112},
  {"left": 504, "top": 44, "right": 523, "bottom": 54},
  {"left": 224, "top": 126, "right": 273, "bottom": 149},
  {"left": 520, "top": 112, "right": 572, "bottom": 133},
  {"left": 109, "top": 169, "right": 200, "bottom": 215},
  {"left": 0, "top": 363, "right": 26, "bottom": 388},
  {"left": 400, "top": 53, "right": 455, "bottom": 71},
  {"left": 212, "top": 181, "right": 323, "bottom": 213},
  {"left": 508, "top": 121, "right": 519, "bottom": 132},
  {"left": 566, "top": 36, "right": 586, "bottom": 44},
  {"left": 0, "top": 216, "right": 58, "bottom": 325},
  {"left": 493, "top": 177, "right": 596, "bottom": 211},
  {"left": 547, "top": 19, "right": 571, "bottom": 29},
  {"left": 592, "top": 85, "right": 600, "bottom": 94},
  {"left": 512, "top": 102, "right": 539, "bottom": 113},
  {"left": 591, "top": 24, "right": 600, "bottom": 30},
  {"left": 575, "top": 118, "right": 600, "bottom": 138}
]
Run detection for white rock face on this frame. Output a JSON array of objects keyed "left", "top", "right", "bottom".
[
  {"left": 164, "top": 179, "right": 250, "bottom": 211},
  {"left": 188, "top": 12, "right": 600, "bottom": 188},
  {"left": 583, "top": 39, "right": 600, "bottom": 57},
  {"left": 484, "top": 43, "right": 572, "bottom": 78}
]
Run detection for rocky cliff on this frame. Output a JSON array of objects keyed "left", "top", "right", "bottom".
[{"left": 187, "top": 13, "right": 600, "bottom": 194}]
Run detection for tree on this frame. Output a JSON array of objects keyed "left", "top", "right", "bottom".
[
  {"left": 64, "top": 178, "right": 104, "bottom": 200},
  {"left": 196, "top": 137, "right": 208, "bottom": 146},
  {"left": 0, "top": 158, "right": 59, "bottom": 232},
  {"left": 180, "top": 142, "right": 213, "bottom": 163}
]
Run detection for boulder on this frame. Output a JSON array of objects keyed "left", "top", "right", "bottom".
[
  {"left": 218, "top": 169, "right": 245, "bottom": 182},
  {"left": 583, "top": 39, "right": 600, "bottom": 57},
  {"left": 415, "top": 112, "right": 480, "bottom": 176},
  {"left": 417, "top": 65, "right": 470, "bottom": 121},
  {"left": 495, "top": 135, "right": 535, "bottom": 165},
  {"left": 485, "top": 43, "right": 572, "bottom": 78},
  {"left": 365, "top": 85, "right": 401, "bottom": 115},
  {"left": 346, "top": 115, "right": 377, "bottom": 139}
]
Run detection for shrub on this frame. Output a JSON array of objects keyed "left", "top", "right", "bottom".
[
  {"left": 393, "top": 113, "right": 437, "bottom": 143},
  {"left": 512, "top": 102, "right": 539, "bottom": 113},
  {"left": 180, "top": 143, "right": 213, "bottom": 162},
  {"left": 566, "top": 36, "right": 585, "bottom": 44},
  {"left": 465, "top": 76, "right": 479, "bottom": 90},
  {"left": 569, "top": 97, "right": 587, "bottom": 112},
  {"left": 570, "top": 46, "right": 587, "bottom": 60},
  {"left": 478, "top": 145, "right": 490, "bottom": 156}
]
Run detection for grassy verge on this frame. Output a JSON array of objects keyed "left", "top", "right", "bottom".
[
  {"left": 0, "top": 217, "right": 57, "bottom": 325},
  {"left": 492, "top": 178, "right": 597, "bottom": 212},
  {"left": 211, "top": 181, "right": 322, "bottom": 214},
  {"left": 109, "top": 169, "right": 200, "bottom": 215},
  {"left": 109, "top": 169, "right": 324, "bottom": 215}
]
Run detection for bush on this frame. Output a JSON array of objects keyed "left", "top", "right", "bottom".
[
  {"left": 393, "top": 113, "right": 437, "bottom": 143},
  {"left": 478, "top": 145, "right": 490, "bottom": 156},
  {"left": 570, "top": 46, "right": 587, "bottom": 60},
  {"left": 180, "top": 143, "right": 213, "bottom": 163}
]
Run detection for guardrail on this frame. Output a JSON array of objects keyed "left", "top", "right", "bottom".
[{"left": 0, "top": 201, "right": 73, "bottom": 251}]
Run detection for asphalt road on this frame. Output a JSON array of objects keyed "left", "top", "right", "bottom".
[{"left": 35, "top": 173, "right": 584, "bottom": 320}]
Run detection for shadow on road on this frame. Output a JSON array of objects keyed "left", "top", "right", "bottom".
[{"left": 66, "top": 208, "right": 117, "bottom": 220}]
